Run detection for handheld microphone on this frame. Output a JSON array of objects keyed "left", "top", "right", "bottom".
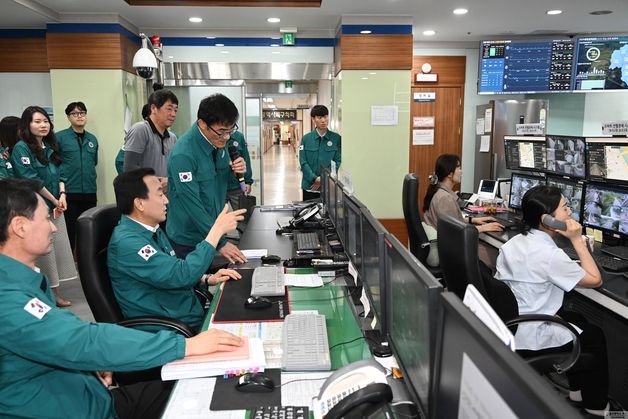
[{"left": 227, "top": 145, "right": 247, "bottom": 192}]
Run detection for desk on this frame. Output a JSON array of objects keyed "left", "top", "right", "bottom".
[
  {"left": 162, "top": 207, "right": 388, "bottom": 418},
  {"left": 479, "top": 229, "right": 628, "bottom": 408}
]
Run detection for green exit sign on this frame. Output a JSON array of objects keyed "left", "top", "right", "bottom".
[
  {"left": 282, "top": 32, "right": 296, "bottom": 46},
  {"left": 284, "top": 80, "right": 293, "bottom": 89}
]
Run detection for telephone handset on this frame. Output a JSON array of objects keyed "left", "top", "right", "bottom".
[
  {"left": 290, "top": 203, "right": 322, "bottom": 227},
  {"left": 541, "top": 214, "right": 567, "bottom": 231},
  {"left": 312, "top": 359, "right": 391, "bottom": 419}
]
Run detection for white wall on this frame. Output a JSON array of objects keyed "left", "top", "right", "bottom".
[
  {"left": 0, "top": 73, "right": 52, "bottom": 120},
  {"left": 162, "top": 46, "right": 333, "bottom": 63},
  {"left": 582, "top": 92, "right": 628, "bottom": 136}
]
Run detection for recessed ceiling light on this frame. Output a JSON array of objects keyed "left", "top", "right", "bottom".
[
  {"left": 215, "top": 43, "right": 224, "bottom": 47},
  {"left": 189, "top": 17, "right": 203, "bottom": 23},
  {"left": 423, "top": 30, "right": 436, "bottom": 36},
  {"left": 270, "top": 44, "right": 280, "bottom": 47},
  {"left": 361, "top": 77, "right": 369, "bottom": 80},
  {"left": 546, "top": 9, "right": 562, "bottom": 15},
  {"left": 369, "top": 72, "right": 377, "bottom": 75},
  {"left": 267, "top": 17, "right": 281, "bottom": 23},
  {"left": 271, "top": 51, "right": 281, "bottom": 54},
  {"left": 589, "top": 10, "right": 612, "bottom": 15},
  {"left": 206, "top": 36, "right": 216, "bottom": 39},
  {"left": 168, "top": 55, "right": 173, "bottom": 59},
  {"left": 453, "top": 8, "right": 468, "bottom": 15},
  {"left": 220, "top": 50, "right": 229, "bottom": 54},
  {"left": 360, "top": 30, "right": 372, "bottom": 34}
]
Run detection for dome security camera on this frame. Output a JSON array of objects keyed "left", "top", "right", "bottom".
[{"left": 132, "top": 36, "right": 158, "bottom": 79}]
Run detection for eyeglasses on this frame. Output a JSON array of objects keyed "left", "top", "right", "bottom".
[
  {"left": 69, "top": 112, "right": 87, "bottom": 118},
  {"left": 208, "top": 123, "right": 238, "bottom": 139}
]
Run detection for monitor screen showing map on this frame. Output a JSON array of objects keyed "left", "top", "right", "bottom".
[
  {"left": 586, "top": 137, "right": 628, "bottom": 183},
  {"left": 573, "top": 35, "right": 628, "bottom": 91}
]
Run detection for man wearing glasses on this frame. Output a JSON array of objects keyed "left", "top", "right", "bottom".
[
  {"left": 167, "top": 94, "right": 248, "bottom": 264},
  {"left": 56, "top": 101, "right": 98, "bottom": 252}
]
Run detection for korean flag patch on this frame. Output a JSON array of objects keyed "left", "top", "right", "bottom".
[
  {"left": 138, "top": 244, "right": 157, "bottom": 261},
  {"left": 24, "top": 297, "right": 51, "bottom": 320},
  {"left": 179, "top": 172, "right": 192, "bottom": 182},
  {"left": 21, "top": 156, "right": 31, "bottom": 165}
]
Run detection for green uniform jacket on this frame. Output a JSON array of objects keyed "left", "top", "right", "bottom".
[
  {"left": 226, "top": 131, "right": 253, "bottom": 191},
  {"left": 11, "top": 140, "right": 66, "bottom": 208},
  {"left": 56, "top": 127, "right": 98, "bottom": 193},
  {"left": 108, "top": 216, "right": 214, "bottom": 330},
  {"left": 299, "top": 129, "right": 341, "bottom": 191},
  {"left": 0, "top": 146, "right": 13, "bottom": 178},
  {"left": 115, "top": 146, "right": 125, "bottom": 174},
  {"left": 0, "top": 253, "right": 185, "bottom": 419},
  {"left": 167, "top": 125, "right": 231, "bottom": 248}
]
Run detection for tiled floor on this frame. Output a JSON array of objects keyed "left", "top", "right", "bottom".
[{"left": 66, "top": 143, "right": 301, "bottom": 322}]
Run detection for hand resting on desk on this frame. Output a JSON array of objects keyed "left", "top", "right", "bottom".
[
  {"left": 471, "top": 216, "right": 504, "bottom": 233},
  {"left": 184, "top": 329, "right": 244, "bottom": 356},
  {"left": 202, "top": 268, "right": 242, "bottom": 285}
]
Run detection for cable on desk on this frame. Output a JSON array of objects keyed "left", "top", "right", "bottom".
[{"left": 274, "top": 376, "right": 328, "bottom": 389}]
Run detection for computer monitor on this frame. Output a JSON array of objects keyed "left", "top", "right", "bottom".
[
  {"left": 385, "top": 234, "right": 442, "bottom": 414},
  {"left": 327, "top": 175, "right": 338, "bottom": 227},
  {"left": 335, "top": 181, "right": 345, "bottom": 245},
  {"left": 503, "top": 136, "right": 546, "bottom": 172},
  {"left": 477, "top": 179, "right": 499, "bottom": 201},
  {"left": 586, "top": 137, "right": 628, "bottom": 184},
  {"left": 343, "top": 194, "right": 366, "bottom": 271},
  {"left": 546, "top": 177, "right": 585, "bottom": 223},
  {"left": 508, "top": 173, "right": 545, "bottom": 210},
  {"left": 360, "top": 208, "right": 388, "bottom": 338},
  {"left": 431, "top": 293, "right": 579, "bottom": 419},
  {"left": 583, "top": 182, "right": 628, "bottom": 238},
  {"left": 320, "top": 167, "right": 331, "bottom": 208},
  {"left": 573, "top": 35, "right": 628, "bottom": 91},
  {"left": 545, "top": 135, "right": 586, "bottom": 179}
]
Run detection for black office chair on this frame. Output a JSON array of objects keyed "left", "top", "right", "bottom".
[
  {"left": 402, "top": 173, "right": 442, "bottom": 278},
  {"left": 76, "top": 204, "right": 194, "bottom": 336},
  {"left": 437, "top": 214, "right": 585, "bottom": 375}
]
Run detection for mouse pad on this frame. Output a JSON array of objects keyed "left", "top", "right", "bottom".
[
  {"left": 212, "top": 269, "right": 290, "bottom": 323},
  {"left": 210, "top": 368, "right": 282, "bottom": 411}
]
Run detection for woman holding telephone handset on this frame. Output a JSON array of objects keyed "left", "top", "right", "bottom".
[
  {"left": 495, "top": 185, "right": 610, "bottom": 416},
  {"left": 11, "top": 106, "right": 77, "bottom": 307}
]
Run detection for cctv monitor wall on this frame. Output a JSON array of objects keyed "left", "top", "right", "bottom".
[
  {"left": 583, "top": 182, "right": 628, "bottom": 239},
  {"left": 430, "top": 293, "right": 579, "bottom": 419},
  {"left": 508, "top": 173, "right": 545, "bottom": 210},
  {"left": 385, "top": 234, "right": 442, "bottom": 414},
  {"left": 546, "top": 177, "right": 585, "bottom": 223},
  {"left": 545, "top": 135, "right": 586, "bottom": 179},
  {"left": 586, "top": 137, "right": 628, "bottom": 184},
  {"left": 504, "top": 136, "right": 546, "bottom": 172}
]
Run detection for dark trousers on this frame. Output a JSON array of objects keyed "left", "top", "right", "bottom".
[
  {"left": 302, "top": 189, "right": 320, "bottom": 202},
  {"left": 112, "top": 379, "right": 174, "bottom": 419},
  {"left": 519, "top": 310, "right": 609, "bottom": 410},
  {"left": 66, "top": 193, "right": 97, "bottom": 251}
]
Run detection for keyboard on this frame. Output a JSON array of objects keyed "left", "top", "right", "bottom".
[
  {"left": 251, "top": 406, "right": 309, "bottom": 419},
  {"left": 251, "top": 266, "right": 286, "bottom": 297},
  {"left": 296, "top": 232, "right": 321, "bottom": 252},
  {"left": 282, "top": 313, "right": 331, "bottom": 371},
  {"left": 562, "top": 247, "right": 628, "bottom": 272}
]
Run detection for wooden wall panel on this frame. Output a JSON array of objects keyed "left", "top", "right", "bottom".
[
  {"left": 47, "top": 33, "right": 125, "bottom": 69},
  {"left": 339, "top": 35, "right": 412, "bottom": 71},
  {"left": 412, "top": 56, "right": 466, "bottom": 87},
  {"left": 121, "top": 35, "right": 140, "bottom": 74},
  {"left": 380, "top": 218, "right": 408, "bottom": 247},
  {"left": 0, "top": 38, "right": 48, "bottom": 72}
]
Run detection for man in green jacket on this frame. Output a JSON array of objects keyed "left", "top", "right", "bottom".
[
  {"left": 0, "top": 178, "right": 243, "bottom": 419},
  {"left": 56, "top": 101, "right": 98, "bottom": 251},
  {"left": 108, "top": 168, "right": 245, "bottom": 331},
  {"left": 226, "top": 131, "right": 254, "bottom": 227},
  {"left": 167, "top": 94, "right": 247, "bottom": 263},
  {"left": 299, "top": 105, "right": 341, "bottom": 201}
]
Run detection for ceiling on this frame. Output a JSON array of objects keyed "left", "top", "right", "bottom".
[{"left": 3, "top": 0, "right": 628, "bottom": 43}]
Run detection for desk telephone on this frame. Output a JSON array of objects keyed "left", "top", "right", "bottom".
[{"left": 312, "top": 359, "right": 392, "bottom": 419}]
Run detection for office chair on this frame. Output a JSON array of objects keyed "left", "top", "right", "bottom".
[
  {"left": 402, "top": 173, "right": 442, "bottom": 278},
  {"left": 437, "top": 214, "right": 586, "bottom": 375},
  {"left": 76, "top": 204, "right": 194, "bottom": 336}
]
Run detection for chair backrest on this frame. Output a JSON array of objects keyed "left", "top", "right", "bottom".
[
  {"left": 76, "top": 204, "right": 123, "bottom": 323},
  {"left": 436, "top": 214, "right": 487, "bottom": 299},
  {"left": 402, "top": 173, "right": 430, "bottom": 263}
]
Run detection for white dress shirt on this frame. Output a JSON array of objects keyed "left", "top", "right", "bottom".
[{"left": 495, "top": 229, "right": 585, "bottom": 350}]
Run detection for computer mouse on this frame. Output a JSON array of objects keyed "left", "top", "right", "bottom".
[
  {"left": 235, "top": 372, "right": 275, "bottom": 393},
  {"left": 261, "top": 254, "right": 281, "bottom": 264},
  {"left": 244, "top": 296, "right": 273, "bottom": 309}
]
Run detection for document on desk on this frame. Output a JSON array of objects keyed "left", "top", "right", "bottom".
[
  {"left": 162, "top": 378, "right": 246, "bottom": 419},
  {"left": 241, "top": 249, "right": 268, "bottom": 259},
  {"left": 210, "top": 322, "right": 284, "bottom": 369},
  {"left": 284, "top": 273, "right": 324, "bottom": 287},
  {"left": 280, "top": 372, "right": 332, "bottom": 408},
  {"left": 161, "top": 338, "right": 266, "bottom": 380}
]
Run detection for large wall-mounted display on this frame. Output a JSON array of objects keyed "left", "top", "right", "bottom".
[
  {"left": 573, "top": 35, "right": 628, "bottom": 91},
  {"left": 478, "top": 39, "right": 575, "bottom": 94}
]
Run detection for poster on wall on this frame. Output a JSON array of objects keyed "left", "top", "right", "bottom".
[
  {"left": 413, "top": 116, "right": 435, "bottom": 128},
  {"left": 413, "top": 129, "right": 434, "bottom": 145},
  {"left": 371, "top": 106, "right": 398, "bottom": 125}
]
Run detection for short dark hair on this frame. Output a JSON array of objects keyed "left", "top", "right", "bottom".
[
  {"left": 141, "top": 103, "right": 151, "bottom": 119},
  {"left": 64, "top": 101, "right": 87, "bottom": 115},
  {"left": 148, "top": 90, "right": 178, "bottom": 110},
  {"left": 113, "top": 168, "right": 155, "bottom": 215},
  {"left": 0, "top": 178, "right": 43, "bottom": 245},
  {"left": 310, "top": 105, "right": 329, "bottom": 118},
  {"left": 521, "top": 185, "right": 563, "bottom": 233},
  {"left": 197, "top": 94, "right": 239, "bottom": 127}
]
